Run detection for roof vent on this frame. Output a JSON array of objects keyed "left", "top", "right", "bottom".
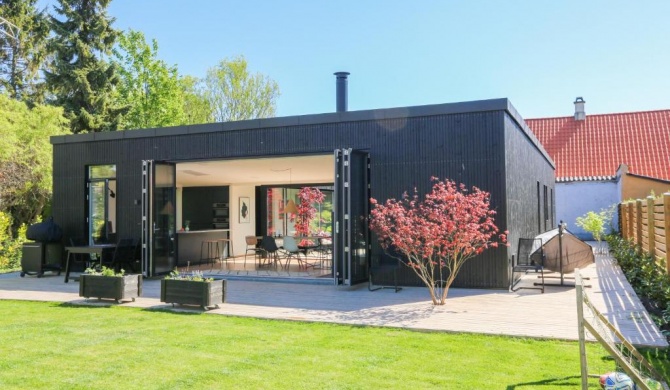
[
  {"left": 574, "top": 97, "right": 586, "bottom": 121},
  {"left": 334, "top": 72, "right": 350, "bottom": 112}
]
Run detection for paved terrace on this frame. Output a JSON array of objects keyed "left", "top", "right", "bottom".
[{"left": 0, "top": 250, "right": 667, "bottom": 348}]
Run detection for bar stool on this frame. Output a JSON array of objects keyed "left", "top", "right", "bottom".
[
  {"left": 200, "top": 240, "right": 219, "bottom": 267},
  {"left": 217, "top": 238, "right": 234, "bottom": 268}
]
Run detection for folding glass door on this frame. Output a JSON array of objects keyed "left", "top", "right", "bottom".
[
  {"left": 142, "top": 160, "right": 177, "bottom": 277},
  {"left": 333, "top": 149, "right": 370, "bottom": 286}
]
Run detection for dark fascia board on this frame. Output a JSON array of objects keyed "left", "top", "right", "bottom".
[
  {"left": 625, "top": 172, "right": 670, "bottom": 184},
  {"left": 50, "top": 98, "right": 516, "bottom": 145},
  {"left": 504, "top": 100, "right": 556, "bottom": 169}
]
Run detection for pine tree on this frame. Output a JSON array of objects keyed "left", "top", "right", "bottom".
[
  {"left": 0, "top": 0, "right": 50, "bottom": 103},
  {"left": 44, "top": 0, "right": 126, "bottom": 133}
]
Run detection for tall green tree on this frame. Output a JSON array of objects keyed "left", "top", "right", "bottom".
[
  {"left": 44, "top": 0, "right": 126, "bottom": 133},
  {"left": 179, "top": 75, "right": 213, "bottom": 125},
  {"left": 112, "top": 29, "right": 186, "bottom": 129},
  {"left": 204, "top": 56, "right": 280, "bottom": 122},
  {"left": 0, "top": 93, "right": 70, "bottom": 233},
  {"left": 0, "top": 0, "right": 50, "bottom": 103}
]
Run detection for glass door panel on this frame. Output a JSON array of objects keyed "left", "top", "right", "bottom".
[
  {"left": 333, "top": 149, "right": 370, "bottom": 285},
  {"left": 348, "top": 150, "right": 370, "bottom": 285},
  {"left": 89, "top": 179, "right": 116, "bottom": 244},
  {"left": 153, "top": 163, "right": 176, "bottom": 274},
  {"left": 141, "top": 160, "right": 176, "bottom": 277}
]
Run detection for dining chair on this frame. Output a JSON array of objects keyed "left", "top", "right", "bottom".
[
  {"left": 69, "top": 237, "right": 97, "bottom": 269},
  {"left": 110, "top": 238, "right": 140, "bottom": 273},
  {"left": 244, "top": 236, "right": 262, "bottom": 267},
  {"left": 281, "top": 236, "right": 304, "bottom": 269},
  {"left": 316, "top": 237, "right": 333, "bottom": 268},
  {"left": 259, "top": 236, "right": 282, "bottom": 268}
]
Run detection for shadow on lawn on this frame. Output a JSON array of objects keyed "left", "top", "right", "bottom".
[
  {"left": 58, "top": 302, "right": 115, "bottom": 309},
  {"left": 506, "top": 375, "right": 583, "bottom": 389}
]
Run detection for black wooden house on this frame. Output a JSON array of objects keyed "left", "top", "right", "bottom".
[{"left": 50, "top": 96, "right": 554, "bottom": 289}]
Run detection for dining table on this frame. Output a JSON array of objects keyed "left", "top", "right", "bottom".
[{"left": 63, "top": 244, "right": 117, "bottom": 283}]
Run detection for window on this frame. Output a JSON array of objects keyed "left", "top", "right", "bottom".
[
  {"left": 543, "top": 185, "right": 548, "bottom": 231},
  {"left": 88, "top": 165, "right": 117, "bottom": 244},
  {"left": 265, "top": 186, "right": 333, "bottom": 237},
  {"left": 536, "top": 181, "right": 541, "bottom": 233},
  {"left": 550, "top": 188, "right": 554, "bottom": 227}
]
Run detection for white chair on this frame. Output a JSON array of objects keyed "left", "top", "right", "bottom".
[{"left": 282, "top": 236, "right": 304, "bottom": 269}]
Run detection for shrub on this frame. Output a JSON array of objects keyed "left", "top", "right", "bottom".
[
  {"left": 0, "top": 212, "right": 27, "bottom": 270},
  {"left": 369, "top": 177, "right": 506, "bottom": 305},
  {"left": 165, "top": 268, "right": 213, "bottom": 282},
  {"left": 84, "top": 266, "right": 125, "bottom": 277},
  {"left": 606, "top": 234, "right": 670, "bottom": 334}
]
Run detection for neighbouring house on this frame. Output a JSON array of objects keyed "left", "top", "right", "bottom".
[
  {"left": 50, "top": 74, "right": 555, "bottom": 289},
  {"left": 526, "top": 99, "right": 670, "bottom": 239}
]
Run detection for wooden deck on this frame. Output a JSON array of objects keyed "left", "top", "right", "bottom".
[{"left": 0, "top": 247, "right": 667, "bottom": 348}]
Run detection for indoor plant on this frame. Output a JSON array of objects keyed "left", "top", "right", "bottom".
[
  {"left": 160, "top": 269, "right": 226, "bottom": 310},
  {"left": 79, "top": 266, "right": 142, "bottom": 303}
]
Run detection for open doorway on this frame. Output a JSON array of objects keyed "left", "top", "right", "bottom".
[{"left": 143, "top": 155, "right": 337, "bottom": 280}]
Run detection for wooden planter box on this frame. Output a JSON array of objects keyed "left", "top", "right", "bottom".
[
  {"left": 160, "top": 279, "right": 226, "bottom": 310},
  {"left": 79, "top": 274, "right": 143, "bottom": 303}
]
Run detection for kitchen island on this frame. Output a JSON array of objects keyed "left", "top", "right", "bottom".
[{"left": 176, "top": 229, "right": 231, "bottom": 267}]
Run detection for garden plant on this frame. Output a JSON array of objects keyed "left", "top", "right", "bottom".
[{"left": 369, "top": 177, "right": 506, "bottom": 305}]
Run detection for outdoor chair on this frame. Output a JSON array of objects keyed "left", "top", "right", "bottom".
[
  {"left": 244, "top": 236, "right": 262, "bottom": 267},
  {"left": 258, "top": 236, "right": 282, "bottom": 268},
  {"left": 509, "top": 238, "right": 545, "bottom": 293},
  {"left": 281, "top": 236, "right": 304, "bottom": 269},
  {"left": 368, "top": 254, "right": 402, "bottom": 293},
  {"left": 68, "top": 237, "right": 98, "bottom": 270},
  {"left": 315, "top": 237, "right": 332, "bottom": 268},
  {"left": 110, "top": 238, "right": 140, "bottom": 273}
]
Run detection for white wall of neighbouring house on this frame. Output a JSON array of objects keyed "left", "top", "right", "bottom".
[
  {"left": 555, "top": 180, "right": 619, "bottom": 240},
  {"left": 229, "top": 185, "right": 256, "bottom": 259}
]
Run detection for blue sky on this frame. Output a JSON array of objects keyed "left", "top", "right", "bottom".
[{"left": 42, "top": 0, "right": 670, "bottom": 119}]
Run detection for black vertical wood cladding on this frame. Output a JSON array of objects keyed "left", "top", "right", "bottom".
[
  {"left": 503, "top": 113, "right": 556, "bottom": 287},
  {"left": 53, "top": 105, "right": 553, "bottom": 289}
]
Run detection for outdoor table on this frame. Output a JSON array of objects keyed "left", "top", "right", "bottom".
[
  {"left": 63, "top": 244, "right": 116, "bottom": 283},
  {"left": 296, "top": 236, "right": 328, "bottom": 267}
]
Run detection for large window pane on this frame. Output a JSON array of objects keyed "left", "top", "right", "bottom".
[
  {"left": 88, "top": 165, "right": 117, "bottom": 245},
  {"left": 89, "top": 165, "right": 116, "bottom": 179}
]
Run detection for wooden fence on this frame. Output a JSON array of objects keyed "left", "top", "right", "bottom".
[{"left": 619, "top": 193, "right": 670, "bottom": 273}]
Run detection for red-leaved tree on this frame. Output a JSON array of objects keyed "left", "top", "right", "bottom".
[
  {"left": 369, "top": 177, "right": 507, "bottom": 305},
  {"left": 294, "top": 187, "right": 325, "bottom": 237}
]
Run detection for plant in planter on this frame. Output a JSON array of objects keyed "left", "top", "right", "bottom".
[
  {"left": 79, "top": 266, "right": 143, "bottom": 303},
  {"left": 160, "top": 269, "right": 226, "bottom": 310}
]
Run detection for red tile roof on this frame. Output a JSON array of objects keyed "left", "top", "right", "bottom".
[{"left": 525, "top": 110, "right": 670, "bottom": 182}]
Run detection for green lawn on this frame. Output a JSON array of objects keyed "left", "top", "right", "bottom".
[{"left": 0, "top": 300, "right": 633, "bottom": 389}]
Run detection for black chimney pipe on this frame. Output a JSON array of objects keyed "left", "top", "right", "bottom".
[{"left": 334, "top": 72, "right": 350, "bottom": 112}]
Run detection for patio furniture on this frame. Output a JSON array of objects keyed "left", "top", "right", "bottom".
[
  {"left": 297, "top": 237, "right": 320, "bottom": 264},
  {"left": 282, "top": 236, "right": 304, "bottom": 269},
  {"left": 259, "top": 236, "right": 282, "bottom": 268},
  {"left": 110, "top": 238, "right": 140, "bottom": 273},
  {"left": 63, "top": 244, "right": 117, "bottom": 283},
  {"left": 68, "top": 237, "right": 96, "bottom": 269},
  {"left": 509, "top": 238, "right": 545, "bottom": 293},
  {"left": 315, "top": 237, "right": 332, "bottom": 268},
  {"left": 217, "top": 238, "right": 234, "bottom": 267},
  {"left": 200, "top": 240, "right": 219, "bottom": 267},
  {"left": 368, "top": 254, "right": 402, "bottom": 293},
  {"left": 244, "top": 236, "right": 262, "bottom": 267}
]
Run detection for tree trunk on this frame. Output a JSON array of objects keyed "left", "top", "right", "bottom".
[{"left": 439, "top": 276, "right": 456, "bottom": 305}]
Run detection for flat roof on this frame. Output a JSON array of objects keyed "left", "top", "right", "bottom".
[{"left": 50, "top": 97, "right": 554, "bottom": 168}]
